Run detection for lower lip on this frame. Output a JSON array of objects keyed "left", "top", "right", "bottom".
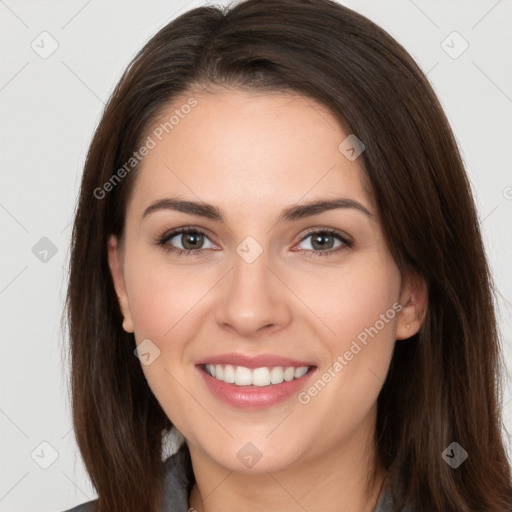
[{"left": 197, "top": 365, "right": 317, "bottom": 409}]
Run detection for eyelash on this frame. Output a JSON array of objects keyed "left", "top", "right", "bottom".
[{"left": 155, "top": 227, "right": 353, "bottom": 258}]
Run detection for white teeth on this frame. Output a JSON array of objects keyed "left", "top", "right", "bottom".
[
  {"left": 205, "top": 364, "right": 310, "bottom": 387},
  {"left": 235, "top": 366, "right": 252, "bottom": 386},
  {"left": 283, "top": 367, "right": 296, "bottom": 381},
  {"left": 294, "top": 366, "right": 308, "bottom": 378},
  {"left": 252, "top": 367, "right": 270, "bottom": 387},
  {"left": 270, "top": 366, "right": 284, "bottom": 384},
  {"left": 223, "top": 364, "right": 235, "bottom": 383}
]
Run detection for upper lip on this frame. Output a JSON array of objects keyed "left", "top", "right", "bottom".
[{"left": 195, "top": 353, "right": 315, "bottom": 369}]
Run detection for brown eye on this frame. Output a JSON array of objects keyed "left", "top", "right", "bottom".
[
  {"left": 295, "top": 229, "right": 353, "bottom": 257},
  {"left": 309, "top": 233, "right": 337, "bottom": 250},
  {"left": 156, "top": 228, "right": 217, "bottom": 255},
  {"left": 176, "top": 231, "right": 204, "bottom": 250}
]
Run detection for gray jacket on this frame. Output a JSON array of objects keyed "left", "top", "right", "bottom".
[{"left": 62, "top": 443, "right": 396, "bottom": 512}]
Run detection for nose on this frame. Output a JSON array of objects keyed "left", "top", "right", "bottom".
[{"left": 215, "top": 248, "right": 293, "bottom": 338}]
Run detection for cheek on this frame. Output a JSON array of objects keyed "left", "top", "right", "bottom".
[
  {"left": 295, "top": 255, "right": 400, "bottom": 413},
  {"left": 124, "top": 250, "right": 214, "bottom": 340},
  {"left": 123, "top": 250, "right": 218, "bottom": 420},
  {"left": 290, "top": 253, "right": 401, "bottom": 412},
  {"left": 124, "top": 256, "right": 204, "bottom": 430},
  {"left": 291, "top": 254, "right": 401, "bottom": 347},
  {"left": 279, "top": 256, "right": 402, "bottom": 455}
]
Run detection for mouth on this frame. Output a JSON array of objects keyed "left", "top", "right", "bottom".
[
  {"left": 202, "top": 363, "right": 314, "bottom": 387},
  {"left": 196, "top": 355, "right": 318, "bottom": 409}
]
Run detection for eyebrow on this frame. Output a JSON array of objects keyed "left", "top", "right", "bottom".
[{"left": 142, "top": 197, "right": 373, "bottom": 222}]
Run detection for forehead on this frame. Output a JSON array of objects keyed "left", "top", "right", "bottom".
[{"left": 126, "top": 88, "right": 373, "bottom": 220}]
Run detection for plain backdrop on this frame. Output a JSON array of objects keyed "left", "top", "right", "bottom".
[{"left": 1, "top": 1, "right": 511, "bottom": 510}]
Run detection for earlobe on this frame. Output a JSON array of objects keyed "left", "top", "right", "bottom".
[
  {"left": 107, "top": 235, "right": 134, "bottom": 333},
  {"left": 395, "top": 274, "right": 428, "bottom": 340}
]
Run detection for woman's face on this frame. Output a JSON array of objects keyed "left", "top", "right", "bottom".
[{"left": 109, "top": 88, "right": 420, "bottom": 474}]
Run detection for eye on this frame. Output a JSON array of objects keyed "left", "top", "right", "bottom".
[
  {"left": 156, "top": 228, "right": 217, "bottom": 256},
  {"left": 155, "top": 227, "right": 353, "bottom": 258},
  {"left": 294, "top": 229, "right": 353, "bottom": 257}
]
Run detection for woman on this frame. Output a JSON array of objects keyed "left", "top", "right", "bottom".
[{"left": 64, "top": 0, "right": 512, "bottom": 511}]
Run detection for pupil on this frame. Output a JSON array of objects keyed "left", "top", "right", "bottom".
[
  {"left": 183, "top": 233, "right": 202, "bottom": 250},
  {"left": 312, "top": 234, "right": 333, "bottom": 250}
]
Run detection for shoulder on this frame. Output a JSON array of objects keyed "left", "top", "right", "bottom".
[
  {"left": 59, "top": 498, "right": 98, "bottom": 512},
  {"left": 59, "top": 443, "right": 192, "bottom": 512}
]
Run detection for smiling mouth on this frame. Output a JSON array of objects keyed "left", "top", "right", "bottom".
[{"left": 202, "top": 364, "right": 315, "bottom": 387}]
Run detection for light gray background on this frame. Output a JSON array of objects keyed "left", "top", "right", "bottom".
[{"left": 1, "top": 1, "right": 511, "bottom": 510}]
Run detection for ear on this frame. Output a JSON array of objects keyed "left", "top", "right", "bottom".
[
  {"left": 107, "top": 235, "right": 134, "bottom": 333},
  {"left": 395, "top": 272, "right": 428, "bottom": 340}
]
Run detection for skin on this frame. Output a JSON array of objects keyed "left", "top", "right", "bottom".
[{"left": 108, "top": 88, "right": 427, "bottom": 512}]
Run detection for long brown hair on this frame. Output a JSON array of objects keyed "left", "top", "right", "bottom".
[{"left": 66, "top": 0, "right": 512, "bottom": 510}]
